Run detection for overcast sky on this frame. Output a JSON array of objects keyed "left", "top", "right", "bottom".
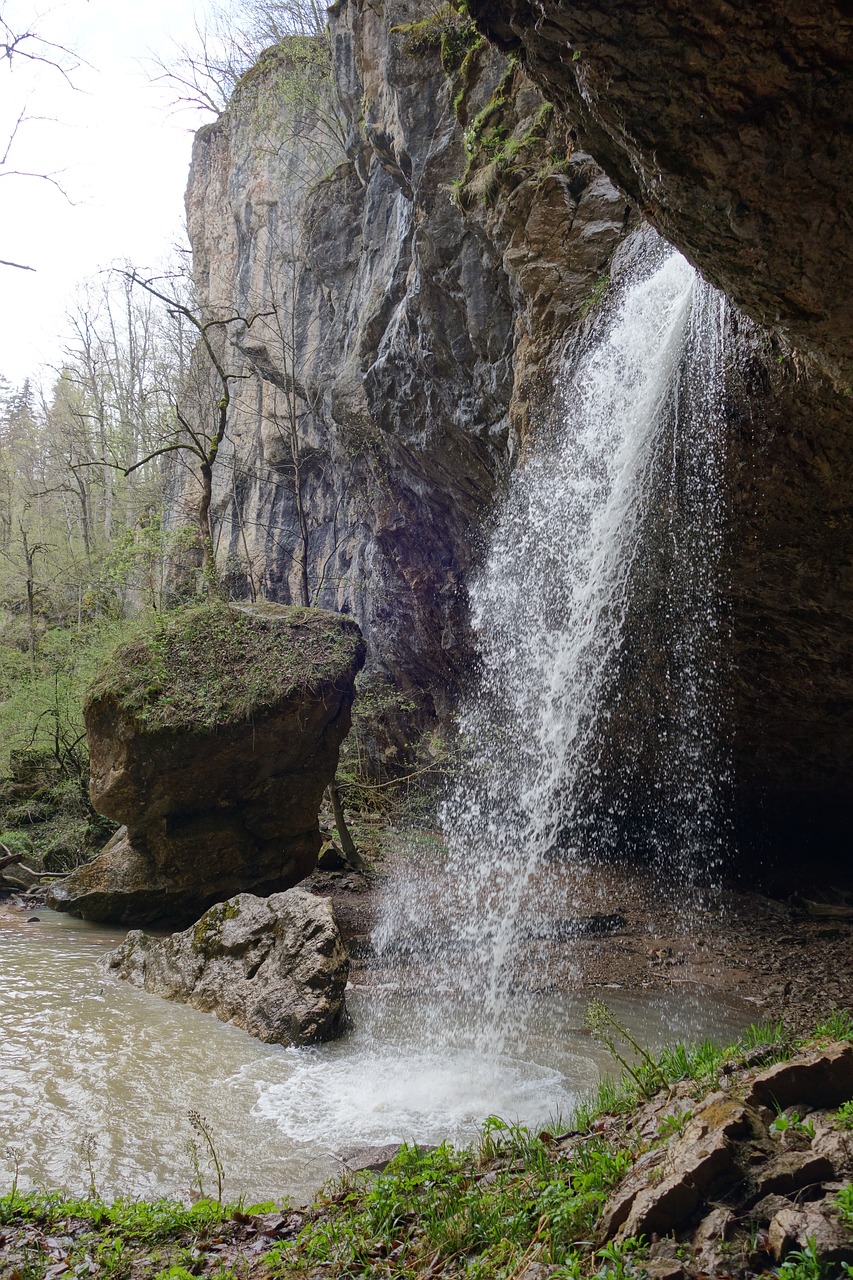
[{"left": 1, "top": 0, "right": 212, "bottom": 390}]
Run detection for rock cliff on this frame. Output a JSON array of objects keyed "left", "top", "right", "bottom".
[
  {"left": 466, "top": 0, "right": 853, "bottom": 390},
  {"left": 181, "top": 0, "right": 853, "bottom": 872},
  {"left": 183, "top": 0, "right": 629, "bottom": 742}
]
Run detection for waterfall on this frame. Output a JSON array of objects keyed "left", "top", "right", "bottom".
[{"left": 374, "top": 232, "right": 729, "bottom": 1056}]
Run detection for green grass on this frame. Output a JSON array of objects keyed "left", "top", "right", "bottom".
[
  {"left": 0, "top": 1192, "right": 236, "bottom": 1277},
  {"left": 262, "top": 1131, "right": 633, "bottom": 1278}
]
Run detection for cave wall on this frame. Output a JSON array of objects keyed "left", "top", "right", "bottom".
[{"left": 466, "top": 0, "right": 853, "bottom": 390}]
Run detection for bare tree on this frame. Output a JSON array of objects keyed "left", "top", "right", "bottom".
[
  {"left": 1, "top": 8, "right": 79, "bottom": 270},
  {"left": 153, "top": 0, "right": 330, "bottom": 116},
  {"left": 122, "top": 271, "right": 270, "bottom": 588}
]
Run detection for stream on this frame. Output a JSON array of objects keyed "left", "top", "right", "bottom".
[{"left": 0, "top": 904, "right": 747, "bottom": 1205}]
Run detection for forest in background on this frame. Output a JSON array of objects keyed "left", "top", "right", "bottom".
[{"left": 0, "top": 0, "right": 368, "bottom": 877}]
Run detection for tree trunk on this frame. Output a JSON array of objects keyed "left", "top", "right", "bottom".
[
  {"left": 327, "top": 781, "right": 365, "bottom": 871},
  {"left": 20, "top": 525, "right": 35, "bottom": 669},
  {"left": 198, "top": 460, "right": 217, "bottom": 595}
]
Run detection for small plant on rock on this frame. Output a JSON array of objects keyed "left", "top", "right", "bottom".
[
  {"left": 776, "top": 1236, "right": 824, "bottom": 1279},
  {"left": 835, "top": 1182, "right": 853, "bottom": 1229},
  {"left": 769, "top": 1107, "right": 816, "bottom": 1140},
  {"left": 834, "top": 1098, "right": 853, "bottom": 1130},
  {"left": 594, "top": 1235, "right": 648, "bottom": 1277},
  {"left": 657, "top": 1108, "right": 692, "bottom": 1140}
]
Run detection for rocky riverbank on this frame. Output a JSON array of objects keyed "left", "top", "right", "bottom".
[{"left": 1, "top": 1021, "right": 851, "bottom": 1278}]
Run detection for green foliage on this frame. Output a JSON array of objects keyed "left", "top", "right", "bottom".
[
  {"left": 393, "top": 3, "right": 481, "bottom": 75},
  {"left": 579, "top": 272, "right": 611, "bottom": 319},
  {"left": 270, "top": 1128, "right": 632, "bottom": 1278},
  {"left": 812, "top": 1008, "right": 853, "bottom": 1042},
  {"left": 586, "top": 999, "right": 671, "bottom": 1099},
  {"left": 594, "top": 1235, "right": 648, "bottom": 1277},
  {"left": 0, "top": 1188, "right": 227, "bottom": 1237},
  {"left": 835, "top": 1182, "right": 853, "bottom": 1229},
  {"left": 834, "top": 1099, "right": 853, "bottom": 1130},
  {"left": 105, "top": 514, "right": 198, "bottom": 613},
  {"left": 769, "top": 1108, "right": 815, "bottom": 1139},
  {"left": 86, "top": 602, "right": 362, "bottom": 732},
  {"left": 776, "top": 1236, "right": 825, "bottom": 1279},
  {"left": 657, "top": 1108, "right": 692, "bottom": 1140},
  {"left": 0, "top": 618, "right": 138, "bottom": 777}
]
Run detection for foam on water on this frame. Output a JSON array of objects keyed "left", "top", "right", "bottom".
[{"left": 253, "top": 1048, "right": 572, "bottom": 1147}]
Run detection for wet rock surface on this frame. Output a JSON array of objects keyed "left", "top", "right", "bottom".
[
  {"left": 595, "top": 1040, "right": 853, "bottom": 1276},
  {"left": 106, "top": 889, "right": 349, "bottom": 1046},
  {"left": 48, "top": 604, "right": 365, "bottom": 925}
]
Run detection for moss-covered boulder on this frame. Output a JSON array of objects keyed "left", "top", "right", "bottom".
[{"left": 47, "top": 603, "right": 365, "bottom": 925}]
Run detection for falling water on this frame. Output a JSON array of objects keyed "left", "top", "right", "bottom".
[{"left": 375, "top": 232, "right": 729, "bottom": 1055}]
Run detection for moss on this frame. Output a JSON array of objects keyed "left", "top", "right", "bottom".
[
  {"left": 191, "top": 898, "right": 241, "bottom": 955},
  {"left": 233, "top": 35, "right": 326, "bottom": 95},
  {"left": 579, "top": 272, "right": 611, "bottom": 318},
  {"left": 85, "top": 603, "right": 363, "bottom": 734},
  {"left": 392, "top": 4, "right": 481, "bottom": 75}
]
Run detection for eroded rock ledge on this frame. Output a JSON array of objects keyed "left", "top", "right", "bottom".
[
  {"left": 48, "top": 603, "right": 365, "bottom": 925},
  {"left": 467, "top": 0, "right": 853, "bottom": 387}
]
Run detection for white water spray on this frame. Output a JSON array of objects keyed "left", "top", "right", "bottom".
[{"left": 375, "top": 233, "right": 729, "bottom": 1057}]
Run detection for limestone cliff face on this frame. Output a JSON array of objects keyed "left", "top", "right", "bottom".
[
  {"left": 183, "top": 0, "right": 629, "bottom": 743},
  {"left": 183, "top": 0, "right": 853, "bottom": 869}
]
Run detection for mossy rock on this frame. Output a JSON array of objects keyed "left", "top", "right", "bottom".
[
  {"left": 85, "top": 602, "right": 364, "bottom": 734},
  {"left": 49, "top": 604, "right": 366, "bottom": 926}
]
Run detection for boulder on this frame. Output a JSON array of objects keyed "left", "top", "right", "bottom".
[
  {"left": 744, "top": 1042, "right": 853, "bottom": 1111},
  {"left": 768, "top": 1204, "right": 853, "bottom": 1266},
  {"left": 606, "top": 1095, "right": 751, "bottom": 1240},
  {"left": 106, "top": 889, "right": 349, "bottom": 1046},
  {"left": 48, "top": 603, "right": 365, "bottom": 925}
]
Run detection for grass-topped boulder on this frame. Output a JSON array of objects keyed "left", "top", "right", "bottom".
[{"left": 47, "top": 603, "right": 365, "bottom": 925}]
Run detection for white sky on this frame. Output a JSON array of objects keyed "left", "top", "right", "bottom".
[{"left": 1, "top": 0, "right": 213, "bottom": 390}]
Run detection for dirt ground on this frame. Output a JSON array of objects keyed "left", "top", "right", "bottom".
[{"left": 306, "top": 845, "right": 853, "bottom": 1036}]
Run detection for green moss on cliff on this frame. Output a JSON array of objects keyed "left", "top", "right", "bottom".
[
  {"left": 392, "top": 3, "right": 482, "bottom": 75},
  {"left": 85, "top": 603, "right": 364, "bottom": 733}
]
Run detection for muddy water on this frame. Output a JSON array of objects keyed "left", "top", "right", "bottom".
[{"left": 0, "top": 906, "right": 747, "bottom": 1204}]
